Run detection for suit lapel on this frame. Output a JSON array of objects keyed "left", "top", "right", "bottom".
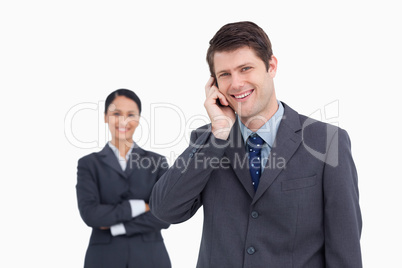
[
  {"left": 125, "top": 144, "right": 146, "bottom": 177},
  {"left": 98, "top": 144, "right": 127, "bottom": 179},
  {"left": 252, "top": 103, "right": 302, "bottom": 204},
  {"left": 225, "top": 119, "right": 255, "bottom": 199}
]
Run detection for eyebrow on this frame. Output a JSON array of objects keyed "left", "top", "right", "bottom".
[
  {"left": 110, "top": 109, "right": 137, "bottom": 113},
  {"left": 216, "top": 62, "right": 253, "bottom": 75}
]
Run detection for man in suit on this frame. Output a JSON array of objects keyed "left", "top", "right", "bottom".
[{"left": 150, "top": 21, "right": 362, "bottom": 267}]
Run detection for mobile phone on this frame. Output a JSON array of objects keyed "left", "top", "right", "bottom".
[
  {"left": 216, "top": 99, "right": 224, "bottom": 107},
  {"left": 214, "top": 78, "right": 224, "bottom": 106}
]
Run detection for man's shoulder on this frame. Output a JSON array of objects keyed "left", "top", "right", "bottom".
[
  {"left": 298, "top": 112, "right": 345, "bottom": 136},
  {"left": 283, "top": 102, "right": 343, "bottom": 133},
  {"left": 285, "top": 104, "right": 351, "bottom": 152},
  {"left": 191, "top": 123, "right": 212, "bottom": 139},
  {"left": 195, "top": 123, "right": 212, "bottom": 131}
]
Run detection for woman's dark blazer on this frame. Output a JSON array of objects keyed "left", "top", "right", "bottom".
[{"left": 76, "top": 143, "right": 171, "bottom": 268}]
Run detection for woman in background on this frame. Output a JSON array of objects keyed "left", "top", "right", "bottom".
[{"left": 76, "top": 89, "right": 171, "bottom": 268}]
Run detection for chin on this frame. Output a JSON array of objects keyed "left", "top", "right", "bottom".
[
  {"left": 113, "top": 134, "right": 132, "bottom": 142},
  {"left": 123, "top": 134, "right": 134, "bottom": 141},
  {"left": 236, "top": 108, "right": 255, "bottom": 119}
]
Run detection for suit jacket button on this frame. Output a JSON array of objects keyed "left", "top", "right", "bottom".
[
  {"left": 189, "top": 153, "right": 194, "bottom": 158},
  {"left": 247, "top": 247, "right": 256, "bottom": 255},
  {"left": 251, "top": 211, "right": 259, "bottom": 219},
  {"left": 191, "top": 148, "right": 197, "bottom": 153}
]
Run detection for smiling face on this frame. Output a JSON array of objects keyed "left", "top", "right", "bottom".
[
  {"left": 214, "top": 46, "right": 278, "bottom": 129},
  {"left": 104, "top": 95, "right": 140, "bottom": 145}
]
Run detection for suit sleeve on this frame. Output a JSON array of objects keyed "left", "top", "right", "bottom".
[
  {"left": 76, "top": 156, "right": 132, "bottom": 228},
  {"left": 123, "top": 156, "right": 171, "bottom": 236},
  {"left": 323, "top": 129, "right": 363, "bottom": 267},
  {"left": 149, "top": 127, "right": 229, "bottom": 224}
]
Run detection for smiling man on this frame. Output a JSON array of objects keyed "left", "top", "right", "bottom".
[{"left": 150, "top": 21, "right": 362, "bottom": 268}]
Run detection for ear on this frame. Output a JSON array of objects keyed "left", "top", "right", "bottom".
[
  {"left": 268, "top": 55, "right": 278, "bottom": 78},
  {"left": 104, "top": 114, "right": 108, "bottom": 124}
]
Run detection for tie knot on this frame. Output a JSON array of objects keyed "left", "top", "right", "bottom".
[{"left": 248, "top": 133, "right": 264, "bottom": 149}]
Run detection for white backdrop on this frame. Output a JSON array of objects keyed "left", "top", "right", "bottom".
[{"left": 1, "top": 0, "right": 401, "bottom": 267}]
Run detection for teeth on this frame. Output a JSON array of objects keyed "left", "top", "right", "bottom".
[
  {"left": 234, "top": 91, "right": 252, "bottom": 99},
  {"left": 118, "top": 128, "right": 127, "bottom": 132}
]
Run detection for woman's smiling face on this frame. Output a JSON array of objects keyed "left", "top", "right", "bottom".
[{"left": 105, "top": 95, "right": 140, "bottom": 144}]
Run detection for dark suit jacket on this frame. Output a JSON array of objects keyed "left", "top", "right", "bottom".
[
  {"left": 76, "top": 143, "right": 171, "bottom": 268},
  {"left": 150, "top": 103, "right": 362, "bottom": 268}
]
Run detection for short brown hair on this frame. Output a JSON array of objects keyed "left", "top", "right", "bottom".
[{"left": 206, "top": 21, "right": 273, "bottom": 76}]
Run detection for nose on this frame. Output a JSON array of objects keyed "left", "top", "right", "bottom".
[
  {"left": 231, "top": 73, "right": 245, "bottom": 90},
  {"left": 118, "top": 115, "right": 138, "bottom": 127},
  {"left": 118, "top": 116, "right": 129, "bottom": 126}
]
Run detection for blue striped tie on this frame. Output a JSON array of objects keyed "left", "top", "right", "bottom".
[{"left": 248, "top": 133, "right": 264, "bottom": 191}]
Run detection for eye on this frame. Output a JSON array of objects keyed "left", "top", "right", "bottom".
[
  {"left": 219, "top": 73, "right": 230, "bottom": 78},
  {"left": 128, "top": 114, "right": 139, "bottom": 118},
  {"left": 113, "top": 112, "right": 120, "bottom": 116},
  {"left": 241, "top": 67, "right": 252, "bottom": 72}
]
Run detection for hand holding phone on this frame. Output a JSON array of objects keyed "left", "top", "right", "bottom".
[
  {"left": 204, "top": 77, "right": 236, "bottom": 140},
  {"left": 214, "top": 79, "right": 224, "bottom": 107}
]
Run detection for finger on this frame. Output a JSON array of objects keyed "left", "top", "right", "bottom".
[
  {"left": 216, "top": 91, "right": 229, "bottom": 106},
  {"left": 205, "top": 85, "right": 221, "bottom": 101},
  {"left": 205, "top": 76, "right": 215, "bottom": 88},
  {"left": 204, "top": 81, "right": 228, "bottom": 104},
  {"left": 204, "top": 77, "right": 216, "bottom": 95}
]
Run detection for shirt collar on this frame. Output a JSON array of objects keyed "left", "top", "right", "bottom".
[
  {"left": 238, "top": 100, "right": 284, "bottom": 148},
  {"left": 108, "top": 141, "right": 135, "bottom": 161}
]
